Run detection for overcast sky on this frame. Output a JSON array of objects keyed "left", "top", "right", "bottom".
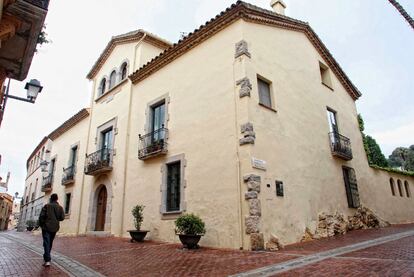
[{"left": 0, "top": 0, "right": 413, "bottom": 196}]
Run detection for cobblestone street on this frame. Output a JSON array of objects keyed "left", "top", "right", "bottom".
[{"left": 1, "top": 224, "right": 413, "bottom": 277}]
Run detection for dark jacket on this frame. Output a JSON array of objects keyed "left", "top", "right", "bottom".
[{"left": 38, "top": 201, "right": 65, "bottom": 233}]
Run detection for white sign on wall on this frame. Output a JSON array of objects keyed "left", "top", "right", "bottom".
[{"left": 251, "top": 157, "right": 266, "bottom": 171}]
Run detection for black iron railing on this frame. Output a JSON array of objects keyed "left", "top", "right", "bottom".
[
  {"left": 138, "top": 127, "right": 168, "bottom": 160},
  {"left": 41, "top": 174, "right": 53, "bottom": 192},
  {"left": 329, "top": 132, "right": 353, "bottom": 160},
  {"left": 62, "top": 165, "right": 76, "bottom": 185},
  {"left": 23, "top": 0, "right": 50, "bottom": 10},
  {"left": 84, "top": 148, "right": 113, "bottom": 175}
]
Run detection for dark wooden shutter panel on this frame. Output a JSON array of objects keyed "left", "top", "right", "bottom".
[{"left": 342, "top": 167, "right": 360, "bottom": 208}]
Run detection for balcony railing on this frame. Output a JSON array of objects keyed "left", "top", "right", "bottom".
[
  {"left": 23, "top": 0, "right": 50, "bottom": 10},
  {"left": 84, "top": 148, "right": 113, "bottom": 175},
  {"left": 138, "top": 127, "right": 168, "bottom": 160},
  {"left": 41, "top": 174, "right": 53, "bottom": 192},
  {"left": 329, "top": 132, "right": 353, "bottom": 160},
  {"left": 62, "top": 165, "right": 76, "bottom": 185}
]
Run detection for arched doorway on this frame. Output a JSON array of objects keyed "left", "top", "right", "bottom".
[{"left": 95, "top": 186, "right": 107, "bottom": 231}]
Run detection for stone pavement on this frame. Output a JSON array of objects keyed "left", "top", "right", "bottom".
[{"left": 0, "top": 223, "right": 413, "bottom": 277}]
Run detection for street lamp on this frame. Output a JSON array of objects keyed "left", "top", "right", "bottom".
[{"left": 5, "top": 78, "right": 43, "bottom": 103}]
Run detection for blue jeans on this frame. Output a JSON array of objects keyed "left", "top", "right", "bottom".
[{"left": 42, "top": 229, "right": 56, "bottom": 262}]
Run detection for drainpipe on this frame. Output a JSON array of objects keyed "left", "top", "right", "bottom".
[
  {"left": 119, "top": 33, "right": 147, "bottom": 236},
  {"left": 76, "top": 80, "right": 97, "bottom": 235},
  {"left": 233, "top": 53, "right": 244, "bottom": 250}
]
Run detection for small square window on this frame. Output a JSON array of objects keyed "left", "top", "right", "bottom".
[
  {"left": 276, "top": 181, "right": 284, "bottom": 197},
  {"left": 257, "top": 78, "right": 272, "bottom": 108},
  {"left": 319, "top": 62, "right": 333, "bottom": 89}
]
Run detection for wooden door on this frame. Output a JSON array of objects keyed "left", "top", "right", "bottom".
[{"left": 95, "top": 186, "right": 107, "bottom": 231}]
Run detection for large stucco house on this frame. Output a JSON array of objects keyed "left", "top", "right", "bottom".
[{"left": 21, "top": 1, "right": 413, "bottom": 250}]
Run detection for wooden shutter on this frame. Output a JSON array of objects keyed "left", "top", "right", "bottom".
[
  {"left": 342, "top": 167, "right": 360, "bottom": 208},
  {"left": 258, "top": 78, "right": 272, "bottom": 107}
]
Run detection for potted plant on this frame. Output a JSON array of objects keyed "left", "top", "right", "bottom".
[
  {"left": 127, "top": 205, "right": 149, "bottom": 242},
  {"left": 175, "top": 214, "right": 206, "bottom": 249},
  {"left": 26, "top": 219, "right": 36, "bottom": 231}
]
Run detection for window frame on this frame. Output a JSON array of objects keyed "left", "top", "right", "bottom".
[
  {"left": 98, "top": 77, "right": 107, "bottom": 96},
  {"left": 390, "top": 178, "right": 396, "bottom": 196},
  {"left": 160, "top": 154, "right": 186, "bottom": 217},
  {"left": 256, "top": 75, "right": 275, "bottom": 111},
  {"left": 64, "top": 192, "right": 72, "bottom": 215},
  {"left": 397, "top": 179, "right": 404, "bottom": 197},
  {"left": 404, "top": 181, "right": 411, "bottom": 198},
  {"left": 109, "top": 70, "right": 117, "bottom": 89},
  {"left": 319, "top": 61, "right": 333, "bottom": 90},
  {"left": 342, "top": 166, "right": 360, "bottom": 209}
]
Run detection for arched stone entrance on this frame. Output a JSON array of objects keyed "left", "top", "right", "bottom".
[
  {"left": 95, "top": 186, "right": 107, "bottom": 231},
  {"left": 87, "top": 177, "right": 113, "bottom": 233}
]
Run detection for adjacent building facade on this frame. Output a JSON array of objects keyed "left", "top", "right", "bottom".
[
  {"left": 0, "top": 192, "right": 13, "bottom": 230},
  {"left": 21, "top": 1, "right": 414, "bottom": 250}
]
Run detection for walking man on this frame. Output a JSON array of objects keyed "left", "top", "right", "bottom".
[{"left": 38, "top": 193, "right": 65, "bottom": 267}]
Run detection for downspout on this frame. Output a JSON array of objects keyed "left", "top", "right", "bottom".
[
  {"left": 233, "top": 54, "right": 244, "bottom": 250},
  {"left": 119, "top": 33, "right": 147, "bottom": 236},
  {"left": 76, "top": 80, "right": 96, "bottom": 235}
]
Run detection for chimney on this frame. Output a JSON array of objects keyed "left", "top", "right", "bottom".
[{"left": 270, "top": 0, "right": 286, "bottom": 15}]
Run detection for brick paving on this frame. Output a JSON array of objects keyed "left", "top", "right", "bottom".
[
  {"left": 1, "top": 223, "right": 414, "bottom": 277},
  {"left": 0, "top": 235, "right": 67, "bottom": 277}
]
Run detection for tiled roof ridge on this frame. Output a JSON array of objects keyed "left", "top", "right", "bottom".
[
  {"left": 26, "top": 108, "right": 90, "bottom": 167},
  {"left": 48, "top": 108, "right": 90, "bottom": 140},
  {"left": 129, "top": 0, "right": 361, "bottom": 100},
  {"left": 86, "top": 30, "right": 172, "bottom": 80}
]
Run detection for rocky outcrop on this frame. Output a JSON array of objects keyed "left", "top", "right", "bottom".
[
  {"left": 300, "top": 227, "right": 314, "bottom": 242},
  {"left": 265, "top": 234, "right": 283, "bottom": 251},
  {"left": 309, "top": 207, "right": 390, "bottom": 240},
  {"left": 347, "top": 207, "right": 390, "bottom": 230}
]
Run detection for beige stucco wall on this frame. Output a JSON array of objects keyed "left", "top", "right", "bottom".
[
  {"left": 20, "top": 138, "right": 52, "bottom": 228},
  {"left": 241, "top": 22, "right": 414, "bottom": 247},
  {"left": 47, "top": 116, "right": 89, "bottom": 235},
  {"left": 123, "top": 20, "right": 245, "bottom": 249},
  {"left": 77, "top": 39, "right": 167, "bottom": 235},
  {"left": 31, "top": 18, "right": 413, "bottom": 250}
]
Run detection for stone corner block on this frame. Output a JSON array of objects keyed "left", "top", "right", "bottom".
[
  {"left": 235, "top": 40, "right": 251, "bottom": 59},
  {"left": 239, "top": 137, "right": 255, "bottom": 145},
  {"left": 245, "top": 216, "right": 260, "bottom": 234},
  {"left": 241, "top": 122, "right": 254, "bottom": 133},
  {"left": 245, "top": 191, "right": 258, "bottom": 200},
  {"left": 236, "top": 77, "right": 252, "bottom": 98},
  {"left": 247, "top": 181, "right": 260, "bottom": 193},
  {"left": 249, "top": 198, "right": 261, "bottom": 216},
  {"left": 243, "top": 174, "right": 261, "bottom": 183},
  {"left": 250, "top": 233, "right": 264, "bottom": 251}
]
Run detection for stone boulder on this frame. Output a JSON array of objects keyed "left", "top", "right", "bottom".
[
  {"left": 265, "top": 234, "right": 283, "bottom": 251},
  {"left": 347, "top": 207, "right": 390, "bottom": 231}
]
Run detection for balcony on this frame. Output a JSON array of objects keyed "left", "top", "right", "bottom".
[
  {"left": 62, "top": 166, "right": 76, "bottom": 186},
  {"left": 329, "top": 132, "right": 353, "bottom": 161},
  {"left": 41, "top": 174, "right": 53, "bottom": 192},
  {"left": 138, "top": 127, "right": 168, "bottom": 160},
  {"left": 84, "top": 148, "right": 113, "bottom": 175}
]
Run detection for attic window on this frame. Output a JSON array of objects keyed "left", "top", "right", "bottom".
[{"left": 319, "top": 62, "right": 333, "bottom": 90}]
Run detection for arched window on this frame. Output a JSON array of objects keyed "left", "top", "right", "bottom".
[
  {"left": 397, "top": 179, "right": 403, "bottom": 197},
  {"left": 109, "top": 70, "right": 117, "bottom": 89},
  {"left": 404, "top": 181, "right": 411, "bottom": 198},
  {"left": 99, "top": 78, "right": 106, "bottom": 96},
  {"left": 121, "top": 62, "right": 128, "bottom": 80},
  {"left": 389, "top": 178, "right": 395, "bottom": 196}
]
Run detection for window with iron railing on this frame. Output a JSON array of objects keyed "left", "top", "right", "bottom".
[
  {"left": 84, "top": 148, "right": 113, "bottom": 174},
  {"left": 138, "top": 127, "right": 168, "bottom": 159},
  {"left": 62, "top": 165, "right": 76, "bottom": 185}
]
